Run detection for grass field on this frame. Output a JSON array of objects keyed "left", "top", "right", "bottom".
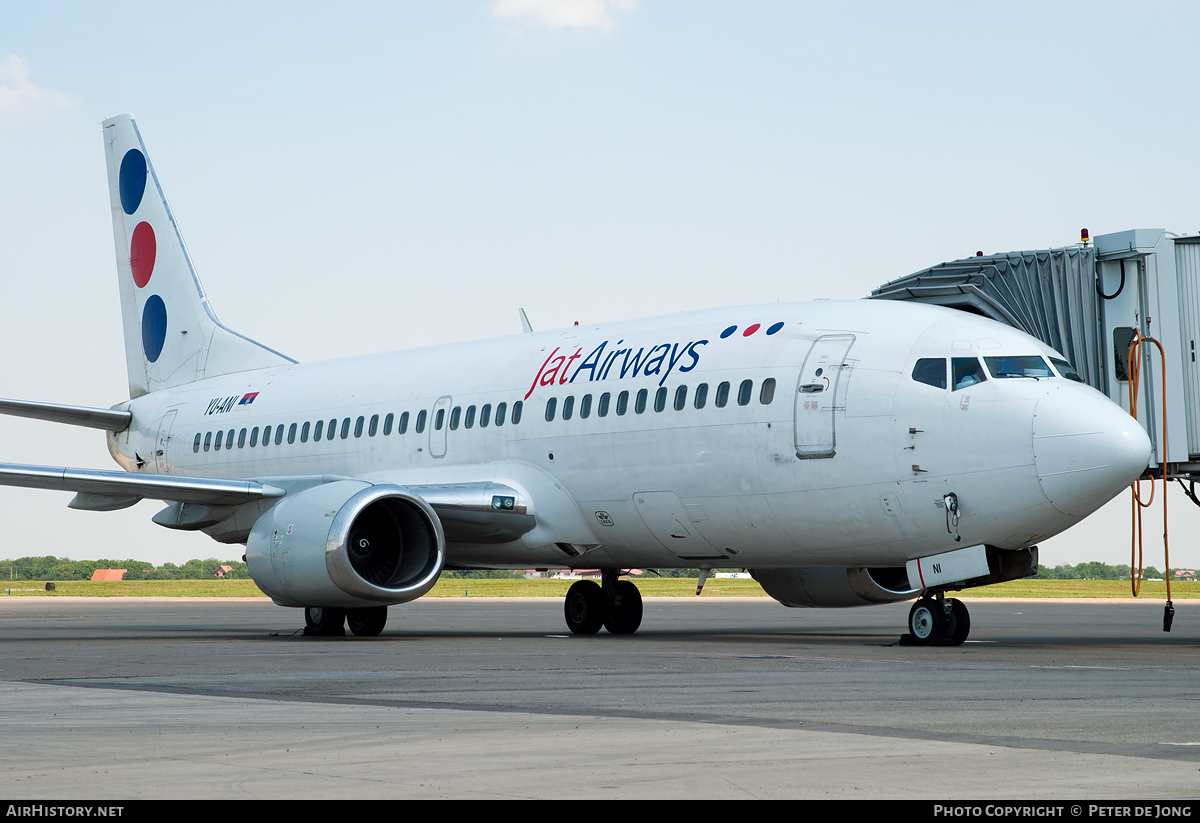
[{"left": 1, "top": 577, "right": 1195, "bottom": 599}]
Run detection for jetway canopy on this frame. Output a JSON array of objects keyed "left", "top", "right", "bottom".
[{"left": 870, "top": 246, "right": 1103, "bottom": 391}]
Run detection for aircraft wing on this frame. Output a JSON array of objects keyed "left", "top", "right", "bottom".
[{"left": 0, "top": 463, "right": 285, "bottom": 508}]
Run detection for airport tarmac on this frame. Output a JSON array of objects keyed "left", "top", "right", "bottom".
[{"left": 1, "top": 596, "right": 1197, "bottom": 799}]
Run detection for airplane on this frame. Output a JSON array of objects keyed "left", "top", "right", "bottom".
[{"left": 0, "top": 114, "right": 1152, "bottom": 644}]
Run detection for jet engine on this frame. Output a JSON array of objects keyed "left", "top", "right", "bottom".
[
  {"left": 749, "top": 567, "right": 920, "bottom": 608},
  {"left": 246, "top": 481, "right": 445, "bottom": 608}
]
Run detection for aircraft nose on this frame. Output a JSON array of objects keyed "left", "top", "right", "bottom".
[{"left": 1033, "top": 386, "right": 1152, "bottom": 517}]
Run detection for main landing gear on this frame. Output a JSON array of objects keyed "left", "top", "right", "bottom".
[
  {"left": 564, "top": 570, "right": 643, "bottom": 635},
  {"left": 304, "top": 605, "right": 388, "bottom": 637},
  {"left": 902, "top": 594, "right": 970, "bottom": 646}
]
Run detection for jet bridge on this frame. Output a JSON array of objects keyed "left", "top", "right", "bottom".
[{"left": 870, "top": 228, "right": 1200, "bottom": 477}]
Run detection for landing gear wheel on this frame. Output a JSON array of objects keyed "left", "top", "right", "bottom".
[
  {"left": 304, "top": 606, "right": 346, "bottom": 636},
  {"left": 346, "top": 606, "right": 388, "bottom": 637},
  {"left": 564, "top": 580, "right": 605, "bottom": 634},
  {"left": 603, "top": 580, "right": 643, "bottom": 635},
  {"left": 907, "top": 598, "right": 943, "bottom": 646},
  {"left": 948, "top": 598, "right": 970, "bottom": 645}
]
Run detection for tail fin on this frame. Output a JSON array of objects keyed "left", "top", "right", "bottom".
[{"left": 101, "top": 114, "right": 294, "bottom": 398}]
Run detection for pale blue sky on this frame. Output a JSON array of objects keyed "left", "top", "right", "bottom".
[{"left": 2, "top": 1, "right": 1198, "bottom": 566}]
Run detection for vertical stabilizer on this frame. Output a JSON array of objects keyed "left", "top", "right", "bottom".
[{"left": 102, "top": 114, "right": 293, "bottom": 398}]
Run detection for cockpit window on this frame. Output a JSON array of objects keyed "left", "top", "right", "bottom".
[
  {"left": 984, "top": 356, "right": 1053, "bottom": 380},
  {"left": 1049, "top": 357, "right": 1085, "bottom": 383},
  {"left": 952, "top": 357, "right": 987, "bottom": 391},
  {"left": 912, "top": 358, "right": 947, "bottom": 389}
]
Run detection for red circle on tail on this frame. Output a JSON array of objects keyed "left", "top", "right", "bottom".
[{"left": 130, "top": 222, "right": 156, "bottom": 288}]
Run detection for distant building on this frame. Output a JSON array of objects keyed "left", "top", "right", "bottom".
[
  {"left": 90, "top": 569, "right": 127, "bottom": 581},
  {"left": 1173, "top": 569, "right": 1196, "bottom": 581},
  {"left": 215, "top": 565, "right": 234, "bottom": 578}
]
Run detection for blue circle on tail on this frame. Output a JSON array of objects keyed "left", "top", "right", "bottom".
[
  {"left": 141, "top": 295, "right": 167, "bottom": 362},
  {"left": 119, "top": 149, "right": 148, "bottom": 215}
]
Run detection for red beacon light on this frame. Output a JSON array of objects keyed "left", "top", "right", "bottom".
[
  {"left": 1081, "top": 228, "right": 1090, "bottom": 244},
  {"left": 975, "top": 251, "right": 983, "bottom": 257}
]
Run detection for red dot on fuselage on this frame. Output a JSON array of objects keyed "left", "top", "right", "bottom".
[
  {"left": 130, "top": 222, "right": 156, "bottom": 288},
  {"left": 743, "top": 323, "right": 761, "bottom": 337}
]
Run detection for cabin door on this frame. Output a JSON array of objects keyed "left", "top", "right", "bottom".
[
  {"left": 155, "top": 409, "right": 177, "bottom": 473},
  {"left": 793, "top": 334, "right": 855, "bottom": 458}
]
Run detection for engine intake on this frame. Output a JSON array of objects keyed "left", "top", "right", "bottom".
[
  {"left": 247, "top": 481, "right": 445, "bottom": 608},
  {"left": 750, "top": 567, "right": 921, "bottom": 608}
]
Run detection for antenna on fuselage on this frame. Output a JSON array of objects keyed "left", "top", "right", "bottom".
[{"left": 519, "top": 308, "right": 533, "bottom": 334}]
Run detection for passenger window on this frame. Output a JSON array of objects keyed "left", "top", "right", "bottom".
[
  {"left": 435, "top": 409, "right": 445, "bottom": 430},
  {"left": 674, "top": 385, "right": 687, "bottom": 411},
  {"left": 562, "top": 396, "right": 574, "bottom": 420},
  {"left": 580, "top": 394, "right": 592, "bottom": 419},
  {"left": 912, "top": 358, "right": 947, "bottom": 390},
  {"left": 398, "top": 411, "right": 409, "bottom": 434},
  {"left": 715, "top": 381, "right": 730, "bottom": 408},
  {"left": 193, "top": 433, "right": 201, "bottom": 453},
  {"left": 760, "top": 378, "right": 776, "bottom": 404},
  {"left": 616, "top": 390, "right": 629, "bottom": 416},
  {"left": 383, "top": 413, "right": 393, "bottom": 436},
  {"left": 250, "top": 426, "right": 260, "bottom": 447},
  {"left": 261, "top": 425, "right": 271, "bottom": 446},
  {"left": 737, "top": 380, "right": 753, "bottom": 406},
  {"left": 598, "top": 392, "right": 610, "bottom": 417},
  {"left": 480, "top": 404, "right": 491, "bottom": 427},
  {"left": 545, "top": 397, "right": 558, "bottom": 422},
  {"left": 449, "top": 407, "right": 461, "bottom": 430},
  {"left": 694, "top": 383, "right": 708, "bottom": 409},
  {"left": 340, "top": 418, "right": 350, "bottom": 439},
  {"left": 465, "top": 406, "right": 476, "bottom": 429},
  {"left": 416, "top": 410, "right": 427, "bottom": 433},
  {"left": 952, "top": 358, "right": 987, "bottom": 391},
  {"left": 635, "top": 389, "right": 648, "bottom": 414},
  {"left": 327, "top": 419, "right": 336, "bottom": 441},
  {"left": 654, "top": 387, "right": 667, "bottom": 412},
  {"left": 369, "top": 414, "right": 379, "bottom": 436},
  {"left": 301, "top": 422, "right": 310, "bottom": 443},
  {"left": 354, "top": 416, "right": 365, "bottom": 437},
  {"left": 204, "top": 432, "right": 212, "bottom": 452},
  {"left": 495, "top": 403, "right": 507, "bottom": 426},
  {"left": 228, "top": 429, "right": 235, "bottom": 449},
  {"left": 238, "top": 428, "right": 247, "bottom": 448},
  {"left": 287, "top": 423, "right": 297, "bottom": 444},
  {"left": 214, "top": 431, "right": 222, "bottom": 451},
  {"left": 512, "top": 401, "right": 523, "bottom": 424}
]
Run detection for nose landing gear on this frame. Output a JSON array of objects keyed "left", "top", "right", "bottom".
[{"left": 902, "top": 594, "right": 970, "bottom": 646}]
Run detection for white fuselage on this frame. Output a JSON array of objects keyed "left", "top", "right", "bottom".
[{"left": 106, "top": 299, "right": 1149, "bottom": 571}]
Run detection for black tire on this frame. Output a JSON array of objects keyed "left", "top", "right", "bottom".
[
  {"left": 948, "top": 598, "right": 970, "bottom": 645},
  {"left": 304, "top": 606, "right": 346, "bottom": 637},
  {"left": 564, "top": 580, "right": 605, "bottom": 634},
  {"left": 907, "top": 598, "right": 943, "bottom": 645},
  {"left": 346, "top": 606, "right": 388, "bottom": 637},
  {"left": 603, "top": 580, "right": 643, "bottom": 635}
]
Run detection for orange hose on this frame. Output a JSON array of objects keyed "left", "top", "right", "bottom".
[{"left": 1126, "top": 331, "right": 1171, "bottom": 602}]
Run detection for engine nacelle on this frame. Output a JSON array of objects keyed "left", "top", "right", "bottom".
[
  {"left": 246, "top": 481, "right": 445, "bottom": 608},
  {"left": 749, "top": 567, "right": 921, "bottom": 608}
]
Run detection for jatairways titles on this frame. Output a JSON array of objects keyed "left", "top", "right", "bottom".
[{"left": 525, "top": 337, "right": 709, "bottom": 399}]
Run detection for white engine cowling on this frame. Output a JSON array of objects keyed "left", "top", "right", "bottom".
[
  {"left": 246, "top": 480, "right": 445, "bottom": 608},
  {"left": 750, "top": 567, "right": 921, "bottom": 608}
]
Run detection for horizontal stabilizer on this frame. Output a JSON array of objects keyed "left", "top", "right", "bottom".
[
  {"left": 0, "top": 463, "right": 285, "bottom": 506},
  {"left": 0, "top": 398, "right": 131, "bottom": 432}
]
